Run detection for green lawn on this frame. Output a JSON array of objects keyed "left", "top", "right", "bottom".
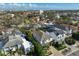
[{"left": 56, "top": 44, "right": 67, "bottom": 50}]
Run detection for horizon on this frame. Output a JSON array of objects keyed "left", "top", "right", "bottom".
[{"left": 0, "top": 3, "right": 79, "bottom": 11}]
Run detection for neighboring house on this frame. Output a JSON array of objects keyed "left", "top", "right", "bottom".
[
  {"left": 33, "top": 30, "right": 53, "bottom": 46},
  {"left": 0, "top": 28, "right": 34, "bottom": 55},
  {"left": 20, "top": 36, "right": 34, "bottom": 54},
  {"left": 3, "top": 35, "right": 22, "bottom": 50},
  {"left": 45, "top": 23, "right": 72, "bottom": 36},
  {"left": 33, "top": 23, "right": 73, "bottom": 45},
  {"left": 73, "top": 16, "right": 79, "bottom": 21},
  {"left": 45, "top": 30, "right": 66, "bottom": 43},
  {"left": 53, "top": 24, "right": 72, "bottom": 35},
  {"left": 33, "top": 28, "right": 66, "bottom": 46}
]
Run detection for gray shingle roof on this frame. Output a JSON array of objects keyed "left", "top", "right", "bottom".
[
  {"left": 33, "top": 30, "right": 50, "bottom": 41},
  {"left": 49, "top": 32, "right": 58, "bottom": 40},
  {"left": 3, "top": 39, "right": 22, "bottom": 48},
  {"left": 54, "top": 30, "right": 64, "bottom": 36}
]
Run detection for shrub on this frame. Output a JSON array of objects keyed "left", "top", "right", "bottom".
[
  {"left": 52, "top": 41, "right": 67, "bottom": 50},
  {"left": 65, "top": 37, "right": 76, "bottom": 45},
  {"left": 20, "top": 29, "right": 47, "bottom": 56},
  {"left": 72, "top": 32, "right": 79, "bottom": 40}
]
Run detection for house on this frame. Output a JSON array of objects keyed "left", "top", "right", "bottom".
[
  {"left": 39, "top": 23, "right": 73, "bottom": 44},
  {"left": 3, "top": 35, "right": 22, "bottom": 50},
  {"left": 46, "top": 23, "right": 72, "bottom": 36},
  {"left": 33, "top": 30, "right": 53, "bottom": 46},
  {"left": 33, "top": 29, "right": 66, "bottom": 46},
  {"left": 20, "top": 37, "right": 33, "bottom": 54},
  {"left": 0, "top": 28, "right": 34, "bottom": 55},
  {"left": 45, "top": 30, "right": 66, "bottom": 43},
  {"left": 53, "top": 24, "right": 72, "bottom": 35}
]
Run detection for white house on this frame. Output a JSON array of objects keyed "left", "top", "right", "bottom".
[
  {"left": 46, "top": 30, "right": 66, "bottom": 43},
  {"left": 20, "top": 37, "right": 34, "bottom": 54}
]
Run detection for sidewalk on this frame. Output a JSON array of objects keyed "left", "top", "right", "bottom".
[{"left": 49, "top": 46, "right": 63, "bottom": 56}]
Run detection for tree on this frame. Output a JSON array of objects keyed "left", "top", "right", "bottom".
[
  {"left": 65, "top": 37, "right": 76, "bottom": 45},
  {"left": 27, "top": 30, "right": 47, "bottom": 56},
  {"left": 52, "top": 41, "right": 67, "bottom": 50},
  {"left": 72, "top": 32, "right": 79, "bottom": 40},
  {"left": 20, "top": 29, "right": 47, "bottom": 56},
  {"left": 0, "top": 50, "right": 5, "bottom": 56}
]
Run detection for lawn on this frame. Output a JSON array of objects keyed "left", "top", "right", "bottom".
[{"left": 56, "top": 44, "right": 67, "bottom": 50}]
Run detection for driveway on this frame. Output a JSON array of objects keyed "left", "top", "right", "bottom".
[{"left": 69, "top": 50, "right": 79, "bottom": 56}]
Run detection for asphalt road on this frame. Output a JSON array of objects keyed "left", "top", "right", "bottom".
[{"left": 69, "top": 50, "right": 79, "bottom": 56}]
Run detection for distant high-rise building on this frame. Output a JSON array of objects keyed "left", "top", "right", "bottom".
[
  {"left": 40, "top": 10, "right": 43, "bottom": 14},
  {"left": 11, "top": 14, "right": 14, "bottom": 17},
  {"left": 56, "top": 14, "right": 60, "bottom": 19}
]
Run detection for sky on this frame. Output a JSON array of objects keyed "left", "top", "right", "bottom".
[{"left": 0, "top": 3, "right": 79, "bottom": 11}]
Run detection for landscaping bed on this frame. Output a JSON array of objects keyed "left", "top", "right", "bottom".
[
  {"left": 52, "top": 41, "right": 67, "bottom": 51},
  {"left": 65, "top": 37, "right": 76, "bottom": 45}
]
